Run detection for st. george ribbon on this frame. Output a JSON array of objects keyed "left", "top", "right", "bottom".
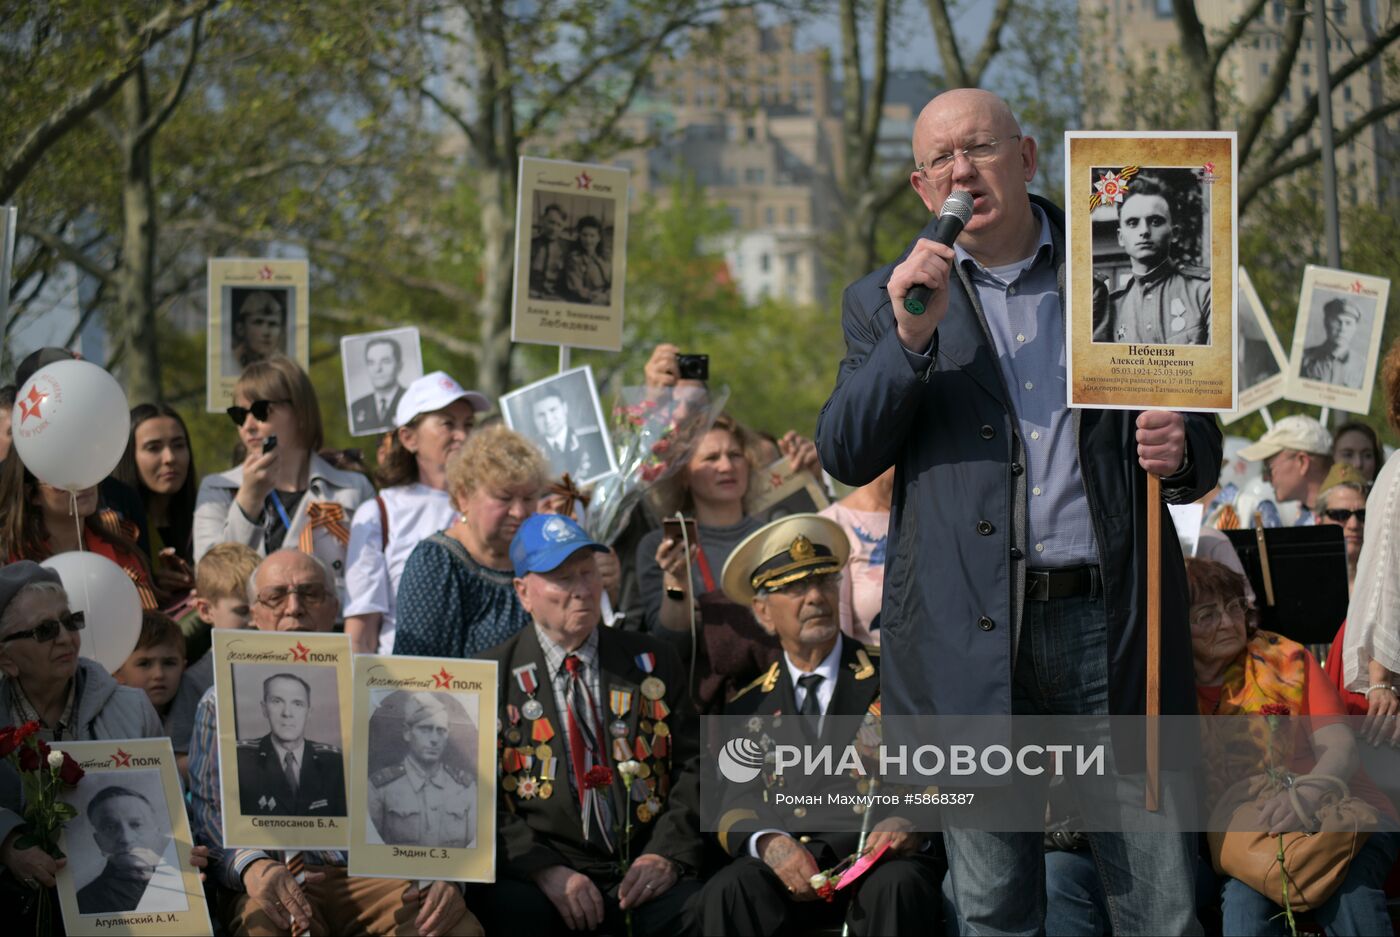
[{"left": 902, "top": 190, "right": 975, "bottom": 315}]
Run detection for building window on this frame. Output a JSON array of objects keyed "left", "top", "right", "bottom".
[
  {"left": 1261, "top": 61, "right": 1269, "bottom": 76},
  {"left": 760, "top": 253, "right": 770, "bottom": 273},
  {"left": 786, "top": 206, "right": 797, "bottom": 225},
  {"left": 1154, "top": 0, "right": 1171, "bottom": 16},
  {"left": 764, "top": 206, "right": 775, "bottom": 225},
  {"left": 1343, "top": 85, "right": 1352, "bottom": 102},
  {"left": 1301, "top": 61, "right": 1310, "bottom": 77},
  {"left": 786, "top": 254, "right": 798, "bottom": 275},
  {"left": 745, "top": 167, "right": 766, "bottom": 184}
]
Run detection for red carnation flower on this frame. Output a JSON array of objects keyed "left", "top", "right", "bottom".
[
  {"left": 18, "top": 744, "right": 43, "bottom": 773},
  {"left": 583, "top": 765, "right": 614, "bottom": 790},
  {"left": 1259, "top": 703, "right": 1291, "bottom": 717},
  {"left": 58, "top": 752, "right": 84, "bottom": 786},
  {"left": 12, "top": 721, "right": 40, "bottom": 745},
  {"left": 0, "top": 726, "right": 17, "bottom": 759}
]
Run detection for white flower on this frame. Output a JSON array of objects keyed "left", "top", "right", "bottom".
[
  {"left": 617, "top": 759, "right": 642, "bottom": 779},
  {"left": 47, "top": 751, "right": 64, "bottom": 771},
  {"left": 809, "top": 873, "right": 829, "bottom": 890}
]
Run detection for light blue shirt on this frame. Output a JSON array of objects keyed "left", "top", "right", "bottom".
[{"left": 954, "top": 206, "right": 1097, "bottom": 567}]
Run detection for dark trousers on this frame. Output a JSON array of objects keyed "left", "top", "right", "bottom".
[
  {"left": 700, "top": 853, "right": 944, "bottom": 936},
  {"left": 469, "top": 874, "right": 702, "bottom": 937}
]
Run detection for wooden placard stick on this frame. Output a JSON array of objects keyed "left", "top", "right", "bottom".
[{"left": 1145, "top": 471, "right": 1161, "bottom": 812}]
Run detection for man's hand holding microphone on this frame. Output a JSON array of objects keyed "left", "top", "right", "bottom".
[{"left": 886, "top": 190, "right": 974, "bottom": 354}]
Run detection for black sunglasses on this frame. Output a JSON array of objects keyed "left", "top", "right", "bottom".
[
  {"left": 1323, "top": 508, "right": 1366, "bottom": 524},
  {"left": 1, "top": 611, "right": 85, "bottom": 645},
  {"left": 226, "top": 399, "right": 290, "bottom": 427}
]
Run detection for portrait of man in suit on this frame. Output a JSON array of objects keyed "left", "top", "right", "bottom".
[
  {"left": 76, "top": 783, "right": 187, "bottom": 915},
  {"left": 349, "top": 336, "right": 407, "bottom": 434},
  {"left": 530, "top": 391, "right": 595, "bottom": 481},
  {"left": 236, "top": 671, "right": 347, "bottom": 817}
]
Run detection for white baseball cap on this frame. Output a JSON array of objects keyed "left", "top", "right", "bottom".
[
  {"left": 394, "top": 371, "right": 491, "bottom": 428},
  {"left": 1236, "top": 415, "right": 1333, "bottom": 462}
]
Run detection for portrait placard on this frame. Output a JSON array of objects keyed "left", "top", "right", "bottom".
[
  {"left": 1284, "top": 265, "right": 1391, "bottom": 413},
  {"left": 748, "top": 457, "right": 831, "bottom": 521},
  {"left": 1221, "top": 267, "right": 1288, "bottom": 425},
  {"left": 511, "top": 156, "right": 630, "bottom": 351},
  {"left": 340, "top": 327, "right": 424, "bottom": 437},
  {"left": 53, "top": 739, "right": 212, "bottom": 936},
  {"left": 500, "top": 365, "right": 618, "bottom": 485},
  {"left": 212, "top": 629, "right": 352, "bottom": 849},
  {"left": 1065, "top": 132, "right": 1236, "bottom": 411},
  {"left": 348, "top": 655, "right": 498, "bottom": 882},
  {"left": 206, "top": 258, "right": 310, "bottom": 412}
]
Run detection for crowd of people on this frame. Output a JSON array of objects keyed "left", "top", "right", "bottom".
[{"left": 0, "top": 87, "right": 1398, "bottom": 936}]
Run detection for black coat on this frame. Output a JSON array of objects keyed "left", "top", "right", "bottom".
[
  {"left": 349, "top": 386, "right": 405, "bottom": 434},
  {"left": 816, "top": 196, "right": 1221, "bottom": 721},
  {"left": 487, "top": 624, "right": 703, "bottom": 883},
  {"left": 236, "top": 734, "right": 347, "bottom": 816}
]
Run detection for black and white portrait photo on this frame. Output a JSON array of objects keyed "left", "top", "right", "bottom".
[
  {"left": 1238, "top": 284, "right": 1282, "bottom": 392},
  {"left": 365, "top": 690, "right": 479, "bottom": 849},
  {"left": 224, "top": 287, "right": 296, "bottom": 375},
  {"left": 1298, "top": 288, "right": 1373, "bottom": 390},
  {"left": 526, "top": 192, "right": 616, "bottom": 306},
  {"left": 501, "top": 366, "right": 618, "bottom": 485},
  {"left": 231, "top": 664, "right": 347, "bottom": 818},
  {"left": 66, "top": 772, "right": 188, "bottom": 916},
  {"left": 1090, "top": 166, "right": 1212, "bottom": 346},
  {"left": 340, "top": 327, "right": 424, "bottom": 436}
]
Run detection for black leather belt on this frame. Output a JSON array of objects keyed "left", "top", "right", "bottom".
[{"left": 1025, "top": 565, "right": 1099, "bottom": 602}]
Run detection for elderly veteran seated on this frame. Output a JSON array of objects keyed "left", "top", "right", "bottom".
[
  {"left": 703, "top": 515, "right": 944, "bottom": 936},
  {"left": 477, "top": 514, "right": 703, "bottom": 936},
  {"left": 0, "top": 562, "right": 166, "bottom": 913},
  {"left": 187, "top": 549, "right": 482, "bottom": 936}
]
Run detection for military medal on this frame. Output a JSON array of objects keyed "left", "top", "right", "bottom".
[
  {"left": 646, "top": 698, "right": 670, "bottom": 721},
  {"left": 609, "top": 720, "right": 629, "bottom": 738},
  {"left": 532, "top": 717, "right": 556, "bottom": 743},
  {"left": 640, "top": 677, "right": 665, "bottom": 701},
  {"left": 539, "top": 780, "right": 554, "bottom": 799},
  {"left": 635, "top": 802, "right": 653, "bottom": 823},
  {"left": 517, "top": 777, "right": 539, "bottom": 799},
  {"left": 505, "top": 726, "right": 522, "bottom": 746},
  {"left": 514, "top": 663, "right": 544, "bottom": 720},
  {"left": 652, "top": 732, "right": 669, "bottom": 759},
  {"left": 613, "top": 738, "right": 631, "bottom": 762},
  {"left": 503, "top": 774, "right": 518, "bottom": 792},
  {"left": 652, "top": 721, "right": 669, "bottom": 738},
  {"left": 645, "top": 795, "right": 662, "bottom": 815},
  {"left": 522, "top": 698, "right": 544, "bottom": 721},
  {"left": 633, "top": 736, "right": 652, "bottom": 760},
  {"left": 507, "top": 703, "right": 521, "bottom": 725},
  {"left": 630, "top": 778, "right": 649, "bottom": 801},
  {"left": 635, "top": 762, "right": 652, "bottom": 780},
  {"left": 536, "top": 742, "right": 553, "bottom": 761},
  {"left": 639, "top": 719, "right": 654, "bottom": 735}
]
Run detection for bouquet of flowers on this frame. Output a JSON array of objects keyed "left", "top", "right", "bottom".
[
  {"left": 0, "top": 721, "right": 85, "bottom": 934},
  {"left": 584, "top": 384, "right": 730, "bottom": 547}
]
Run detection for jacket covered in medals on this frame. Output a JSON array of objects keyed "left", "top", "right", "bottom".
[
  {"left": 487, "top": 624, "right": 702, "bottom": 883},
  {"left": 1095, "top": 258, "right": 1211, "bottom": 345},
  {"left": 236, "top": 734, "right": 347, "bottom": 816},
  {"left": 716, "top": 637, "right": 885, "bottom": 867}
]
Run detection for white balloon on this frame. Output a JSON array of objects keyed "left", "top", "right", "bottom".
[
  {"left": 40, "top": 551, "right": 142, "bottom": 674},
  {"left": 11, "top": 359, "right": 131, "bottom": 492}
]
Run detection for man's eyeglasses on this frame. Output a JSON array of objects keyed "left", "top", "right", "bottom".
[
  {"left": 764, "top": 572, "right": 840, "bottom": 598},
  {"left": 1189, "top": 597, "right": 1250, "bottom": 630},
  {"left": 917, "top": 135, "right": 1021, "bottom": 179},
  {"left": 226, "top": 399, "right": 290, "bottom": 427},
  {"left": 1323, "top": 508, "right": 1366, "bottom": 524},
  {"left": 256, "top": 584, "right": 332, "bottom": 610},
  {"left": 1260, "top": 450, "right": 1295, "bottom": 484},
  {"left": 1, "top": 611, "right": 86, "bottom": 644}
]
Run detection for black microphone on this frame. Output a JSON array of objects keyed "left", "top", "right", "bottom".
[{"left": 903, "top": 190, "right": 975, "bottom": 315}]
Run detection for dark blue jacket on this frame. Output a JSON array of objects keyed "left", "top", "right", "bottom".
[{"left": 816, "top": 196, "right": 1220, "bottom": 720}]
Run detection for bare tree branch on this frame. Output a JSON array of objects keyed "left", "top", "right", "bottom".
[
  {"left": 1207, "top": 0, "right": 1271, "bottom": 75},
  {"left": 315, "top": 304, "right": 481, "bottom": 357},
  {"left": 17, "top": 223, "right": 118, "bottom": 285},
  {"left": 133, "top": 13, "right": 204, "bottom": 147},
  {"left": 925, "top": 0, "right": 1013, "bottom": 88},
  {"left": 1236, "top": 0, "right": 1306, "bottom": 163},
  {"left": 0, "top": 0, "right": 221, "bottom": 202},
  {"left": 67, "top": 280, "right": 110, "bottom": 350},
  {"left": 1241, "top": 97, "right": 1400, "bottom": 209},
  {"left": 966, "top": 0, "right": 1014, "bottom": 87}
]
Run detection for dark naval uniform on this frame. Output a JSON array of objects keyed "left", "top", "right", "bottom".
[
  {"left": 368, "top": 758, "right": 475, "bottom": 848},
  {"left": 236, "top": 734, "right": 347, "bottom": 816},
  {"left": 1096, "top": 259, "right": 1211, "bottom": 345},
  {"left": 704, "top": 639, "right": 946, "bottom": 936}
]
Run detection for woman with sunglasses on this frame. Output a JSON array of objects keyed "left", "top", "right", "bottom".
[
  {"left": 0, "top": 450, "right": 159, "bottom": 609},
  {"left": 111, "top": 404, "right": 199, "bottom": 607},
  {"left": 0, "top": 562, "right": 164, "bottom": 908},
  {"left": 194, "top": 356, "right": 375, "bottom": 609},
  {"left": 1314, "top": 463, "right": 1369, "bottom": 590}
]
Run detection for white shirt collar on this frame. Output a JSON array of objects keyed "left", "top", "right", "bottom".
[{"left": 782, "top": 633, "right": 843, "bottom": 718}]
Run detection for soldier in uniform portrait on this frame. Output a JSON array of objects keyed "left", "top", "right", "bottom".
[
  {"left": 368, "top": 692, "right": 476, "bottom": 848},
  {"left": 1301, "top": 298, "right": 1366, "bottom": 389},
  {"left": 1093, "top": 172, "right": 1211, "bottom": 346},
  {"left": 236, "top": 672, "right": 347, "bottom": 817},
  {"left": 703, "top": 514, "right": 945, "bottom": 936}
]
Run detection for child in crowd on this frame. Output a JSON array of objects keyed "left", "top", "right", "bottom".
[
  {"left": 165, "top": 542, "right": 258, "bottom": 782},
  {"left": 114, "top": 611, "right": 189, "bottom": 772}
]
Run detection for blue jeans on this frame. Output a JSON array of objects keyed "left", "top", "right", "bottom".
[
  {"left": 942, "top": 592, "right": 1202, "bottom": 936},
  {"left": 1211, "top": 830, "right": 1400, "bottom": 936},
  {"left": 1044, "top": 848, "right": 1109, "bottom": 936}
]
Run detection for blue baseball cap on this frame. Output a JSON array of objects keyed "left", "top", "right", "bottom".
[{"left": 510, "top": 514, "right": 608, "bottom": 577}]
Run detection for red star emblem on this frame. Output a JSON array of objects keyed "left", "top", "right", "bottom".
[
  {"left": 1351, "top": 280, "right": 1364, "bottom": 293},
  {"left": 111, "top": 749, "right": 131, "bottom": 767},
  {"left": 769, "top": 473, "right": 783, "bottom": 487},
  {"left": 575, "top": 171, "right": 593, "bottom": 190},
  {"left": 1201, "top": 162, "right": 1215, "bottom": 175},
  {"left": 257, "top": 265, "right": 274, "bottom": 280},
  {"left": 290, "top": 641, "right": 311, "bottom": 662},
  {"left": 433, "top": 667, "right": 453, "bottom": 689},
  {"left": 17, "top": 385, "right": 47, "bottom": 424}
]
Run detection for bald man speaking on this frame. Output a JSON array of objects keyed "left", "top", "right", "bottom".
[{"left": 815, "top": 89, "right": 1220, "bottom": 935}]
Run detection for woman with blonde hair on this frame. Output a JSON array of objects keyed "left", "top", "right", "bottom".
[
  {"left": 394, "top": 425, "right": 549, "bottom": 658},
  {"left": 193, "top": 355, "right": 375, "bottom": 606}
]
